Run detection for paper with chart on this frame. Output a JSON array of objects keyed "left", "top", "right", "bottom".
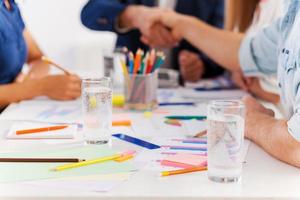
[
  {"left": 6, "top": 122, "right": 76, "bottom": 139},
  {"left": 0, "top": 100, "right": 82, "bottom": 124}
]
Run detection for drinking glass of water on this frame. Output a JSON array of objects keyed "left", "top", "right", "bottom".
[
  {"left": 207, "top": 100, "right": 245, "bottom": 183},
  {"left": 82, "top": 77, "right": 112, "bottom": 144}
]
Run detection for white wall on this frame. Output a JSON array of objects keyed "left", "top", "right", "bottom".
[{"left": 17, "top": 0, "right": 117, "bottom": 73}]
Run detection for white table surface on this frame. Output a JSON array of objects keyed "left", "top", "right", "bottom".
[{"left": 0, "top": 97, "right": 299, "bottom": 200}]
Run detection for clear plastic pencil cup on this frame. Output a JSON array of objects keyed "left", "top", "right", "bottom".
[
  {"left": 125, "top": 72, "right": 158, "bottom": 111},
  {"left": 207, "top": 100, "right": 245, "bottom": 183},
  {"left": 82, "top": 77, "right": 112, "bottom": 144}
]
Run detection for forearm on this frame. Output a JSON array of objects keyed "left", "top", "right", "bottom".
[
  {"left": 248, "top": 113, "right": 300, "bottom": 168},
  {"left": 179, "top": 16, "right": 244, "bottom": 72},
  {"left": 0, "top": 80, "right": 44, "bottom": 107},
  {"left": 27, "top": 60, "right": 49, "bottom": 79}
]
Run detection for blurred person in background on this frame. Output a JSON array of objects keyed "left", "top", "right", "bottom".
[{"left": 0, "top": 0, "right": 81, "bottom": 111}]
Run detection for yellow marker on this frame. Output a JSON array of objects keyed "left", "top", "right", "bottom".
[
  {"left": 89, "top": 96, "right": 97, "bottom": 108},
  {"left": 113, "top": 95, "right": 125, "bottom": 107},
  {"left": 143, "top": 111, "right": 153, "bottom": 118},
  {"left": 52, "top": 154, "right": 122, "bottom": 172}
]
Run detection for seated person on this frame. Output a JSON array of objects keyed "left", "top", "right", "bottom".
[
  {"left": 80, "top": 0, "right": 225, "bottom": 83},
  {"left": 0, "top": 0, "right": 81, "bottom": 111},
  {"left": 157, "top": 1, "right": 300, "bottom": 167}
]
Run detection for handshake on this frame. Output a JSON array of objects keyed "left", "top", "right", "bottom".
[
  {"left": 119, "top": 6, "right": 204, "bottom": 82},
  {"left": 119, "top": 5, "right": 186, "bottom": 48}
]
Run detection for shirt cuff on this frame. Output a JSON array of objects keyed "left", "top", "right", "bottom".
[
  {"left": 239, "top": 33, "right": 261, "bottom": 77},
  {"left": 287, "top": 113, "right": 300, "bottom": 142}
]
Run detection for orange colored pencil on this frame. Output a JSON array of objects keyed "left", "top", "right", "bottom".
[
  {"left": 160, "top": 166, "right": 207, "bottom": 177},
  {"left": 133, "top": 49, "right": 143, "bottom": 74},
  {"left": 16, "top": 125, "right": 68, "bottom": 135}
]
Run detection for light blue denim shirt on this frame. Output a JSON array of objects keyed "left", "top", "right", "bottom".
[{"left": 239, "top": 0, "right": 300, "bottom": 141}]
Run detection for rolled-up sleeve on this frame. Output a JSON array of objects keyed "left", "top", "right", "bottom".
[
  {"left": 287, "top": 52, "right": 300, "bottom": 142},
  {"left": 287, "top": 114, "right": 300, "bottom": 141},
  {"left": 239, "top": 18, "right": 282, "bottom": 77}
]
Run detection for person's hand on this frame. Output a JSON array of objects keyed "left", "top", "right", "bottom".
[
  {"left": 242, "top": 96, "right": 275, "bottom": 140},
  {"left": 243, "top": 95, "right": 275, "bottom": 117},
  {"left": 40, "top": 75, "right": 81, "bottom": 100},
  {"left": 247, "top": 78, "right": 280, "bottom": 104},
  {"left": 231, "top": 71, "right": 251, "bottom": 91},
  {"left": 179, "top": 50, "right": 204, "bottom": 82},
  {"left": 119, "top": 6, "right": 178, "bottom": 48},
  {"left": 159, "top": 10, "right": 191, "bottom": 41}
]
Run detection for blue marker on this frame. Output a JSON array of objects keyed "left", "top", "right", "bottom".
[{"left": 113, "top": 134, "right": 161, "bottom": 149}]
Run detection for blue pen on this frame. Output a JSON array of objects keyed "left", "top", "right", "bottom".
[{"left": 159, "top": 102, "right": 195, "bottom": 106}]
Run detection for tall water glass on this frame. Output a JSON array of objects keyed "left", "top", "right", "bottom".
[
  {"left": 82, "top": 77, "right": 112, "bottom": 144},
  {"left": 207, "top": 100, "right": 245, "bottom": 183}
]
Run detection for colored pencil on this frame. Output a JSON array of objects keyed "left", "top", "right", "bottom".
[
  {"left": 146, "top": 49, "right": 156, "bottom": 74},
  {"left": 161, "top": 145, "right": 207, "bottom": 151},
  {"left": 159, "top": 102, "right": 195, "bottom": 106},
  {"left": 160, "top": 166, "right": 207, "bottom": 177},
  {"left": 120, "top": 59, "right": 129, "bottom": 79},
  {"left": 129, "top": 52, "right": 134, "bottom": 74},
  {"left": 0, "top": 158, "right": 85, "bottom": 163},
  {"left": 133, "top": 49, "right": 143, "bottom": 74},
  {"left": 52, "top": 153, "right": 123, "bottom": 172},
  {"left": 41, "top": 56, "right": 72, "bottom": 75},
  {"left": 16, "top": 125, "right": 68, "bottom": 135},
  {"left": 165, "top": 116, "right": 207, "bottom": 120}
]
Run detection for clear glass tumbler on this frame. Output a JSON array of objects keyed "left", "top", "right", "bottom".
[
  {"left": 207, "top": 100, "right": 245, "bottom": 183},
  {"left": 82, "top": 77, "right": 112, "bottom": 144}
]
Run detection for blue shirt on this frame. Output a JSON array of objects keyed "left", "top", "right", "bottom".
[
  {"left": 239, "top": 0, "right": 300, "bottom": 141},
  {"left": 0, "top": 0, "right": 27, "bottom": 84}
]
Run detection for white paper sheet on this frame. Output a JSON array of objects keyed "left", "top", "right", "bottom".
[{"left": 0, "top": 100, "right": 81, "bottom": 124}]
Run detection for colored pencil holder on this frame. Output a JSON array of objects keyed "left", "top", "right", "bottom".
[{"left": 125, "top": 72, "right": 158, "bottom": 111}]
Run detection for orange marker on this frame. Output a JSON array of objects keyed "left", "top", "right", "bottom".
[
  {"left": 112, "top": 120, "right": 132, "bottom": 127},
  {"left": 16, "top": 125, "right": 68, "bottom": 135},
  {"left": 41, "top": 56, "right": 72, "bottom": 75}
]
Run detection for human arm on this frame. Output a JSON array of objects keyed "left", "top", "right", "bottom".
[
  {"left": 159, "top": 12, "right": 244, "bottom": 72},
  {"left": 0, "top": 75, "right": 81, "bottom": 108},
  {"left": 22, "top": 29, "right": 49, "bottom": 80},
  {"left": 244, "top": 96, "right": 300, "bottom": 168}
]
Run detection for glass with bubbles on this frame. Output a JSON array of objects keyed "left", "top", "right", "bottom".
[
  {"left": 207, "top": 100, "right": 245, "bottom": 183},
  {"left": 82, "top": 77, "right": 112, "bottom": 144}
]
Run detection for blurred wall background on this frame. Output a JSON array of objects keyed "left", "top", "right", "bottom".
[{"left": 17, "top": 0, "right": 117, "bottom": 74}]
